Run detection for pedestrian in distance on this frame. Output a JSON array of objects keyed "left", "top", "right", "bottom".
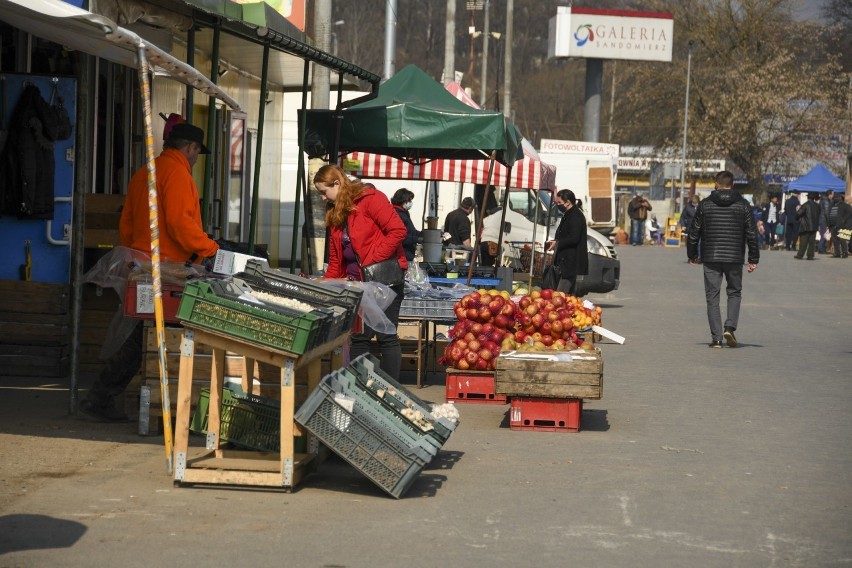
[
  {"left": 314, "top": 164, "right": 408, "bottom": 380},
  {"left": 794, "top": 193, "right": 821, "bottom": 260},
  {"left": 687, "top": 170, "right": 759, "bottom": 348},
  {"left": 627, "top": 192, "right": 652, "bottom": 246},
  {"left": 817, "top": 190, "right": 834, "bottom": 254},
  {"left": 829, "top": 192, "right": 846, "bottom": 258},
  {"left": 390, "top": 187, "right": 421, "bottom": 262},
  {"left": 443, "top": 196, "right": 475, "bottom": 249},
  {"left": 680, "top": 194, "right": 700, "bottom": 237},
  {"left": 80, "top": 123, "right": 220, "bottom": 422},
  {"left": 783, "top": 191, "right": 801, "bottom": 251},
  {"left": 761, "top": 195, "right": 782, "bottom": 249},
  {"left": 833, "top": 195, "right": 852, "bottom": 259},
  {"left": 547, "top": 189, "right": 589, "bottom": 295}
]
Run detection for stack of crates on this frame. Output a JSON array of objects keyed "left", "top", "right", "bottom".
[
  {"left": 177, "top": 278, "right": 334, "bottom": 355},
  {"left": 242, "top": 259, "right": 363, "bottom": 334},
  {"left": 295, "top": 354, "right": 457, "bottom": 498}
]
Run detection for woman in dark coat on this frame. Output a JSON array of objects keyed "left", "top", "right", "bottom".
[
  {"left": 548, "top": 189, "right": 588, "bottom": 294},
  {"left": 390, "top": 188, "right": 421, "bottom": 261}
]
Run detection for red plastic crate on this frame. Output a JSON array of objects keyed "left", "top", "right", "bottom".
[
  {"left": 124, "top": 281, "right": 183, "bottom": 324},
  {"left": 445, "top": 370, "right": 507, "bottom": 404},
  {"left": 509, "top": 397, "right": 582, "bottom": 432}
]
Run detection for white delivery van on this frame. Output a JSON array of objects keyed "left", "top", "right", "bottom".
[
  {"left": 480, "top": 188, "right": 619, "bottom": 295},
  {"left": 538, "top": 139, "right": 619, "bottom": 236}
]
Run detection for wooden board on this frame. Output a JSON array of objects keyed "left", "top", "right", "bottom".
[
  {"left": 494, "top": 350, "right": 603, "bottom": 399},
  {"left": 0, "top": 281, "right": 70, "bottom": 315}
]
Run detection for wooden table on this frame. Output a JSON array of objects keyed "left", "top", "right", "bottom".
[{"left": 173, "top": 325, "right": 347, "bottom": 490}]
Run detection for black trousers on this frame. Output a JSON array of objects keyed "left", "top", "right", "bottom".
[{"left": 349, "top": 283, "right": 405, "bottom": 380}]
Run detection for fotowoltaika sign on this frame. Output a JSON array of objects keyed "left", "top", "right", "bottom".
[{"left": 548, "top": 7, "right": 673, "bottom": 63}]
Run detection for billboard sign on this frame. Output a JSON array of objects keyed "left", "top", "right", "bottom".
[{"left": 548, "top": 6, "right": 673, "bottom": 62}]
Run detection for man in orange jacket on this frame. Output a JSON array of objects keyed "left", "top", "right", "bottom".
[{"left": 80, "top": 123, "right": 219, "bottom": 422}]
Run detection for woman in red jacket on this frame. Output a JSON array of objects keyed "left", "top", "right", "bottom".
[{"left": 314, "top": 164, "right": 408, "bottom": 379}]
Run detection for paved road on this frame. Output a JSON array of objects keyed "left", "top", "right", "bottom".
[{"left": 1, "top": 245, "right": 850, "bottom": 567}]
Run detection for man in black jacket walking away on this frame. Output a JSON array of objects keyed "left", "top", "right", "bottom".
[
  {"left": 794, "top": 193, "right": 821, "bottom": 260},
  {"left": 687, "top": 171, "right": 759, "bottom": 348}
]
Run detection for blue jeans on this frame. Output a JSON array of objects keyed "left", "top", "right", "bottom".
[
  {"left": 702, "top": 262, "right": 743, "bottom": 342},
  {"left": 630, "top": 219, "right": 644, "bottom": 245}
]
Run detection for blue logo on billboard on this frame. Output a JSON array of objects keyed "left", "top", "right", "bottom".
[{"left": 574, "top": 24, "right": 594, "bottom": 47}]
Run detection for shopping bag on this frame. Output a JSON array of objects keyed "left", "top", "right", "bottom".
[{"left": 542, "top": 263, "right": 562, "bottom": 290}]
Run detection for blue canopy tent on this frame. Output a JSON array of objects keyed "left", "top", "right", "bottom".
[{"left": 785, "top": 164, "right": 846, "bottom": 193}]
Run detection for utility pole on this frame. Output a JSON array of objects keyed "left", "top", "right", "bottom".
[
  {"left": 503, "top": 0, "right": 513, "bottom": 119},
  {"left": 443, "top": 0, "right": 455, "bottom": 84},
  {"left": 311, "top": 0, "right": 331, "bottom": 111},
  {"left": 480, "top": 0, "right": 490, "bottom": 107},
  {"left": 384, "top": 0, "right": 397, "bottom": 80},
  {"left": 679, "top": 41, "right": 693, "bottom": 212}
]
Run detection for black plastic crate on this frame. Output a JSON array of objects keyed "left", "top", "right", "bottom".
[
  {"left": 242, "top": 259, "right": 363, "bottom": 332},
  {"left": 295, "top": 373, "right": 435, "bottom": 499},
  {"left": 348, "top": 354, "right": 457, "bottom": 445}
]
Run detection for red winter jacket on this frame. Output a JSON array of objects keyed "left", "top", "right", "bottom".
[{"left": 326, "top": 186, "right": 408, "bottom": 279}]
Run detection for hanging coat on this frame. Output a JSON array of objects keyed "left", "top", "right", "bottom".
[{"left": 0, "top": 84, "right": 72, "bottom": 219}]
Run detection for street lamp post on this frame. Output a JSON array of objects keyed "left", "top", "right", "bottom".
[
  {"left": 679, "top": 41, "right": 694, "bottom": 213},
  {"left": 493, "top": 32, "right": 503, "bottom": 112}
]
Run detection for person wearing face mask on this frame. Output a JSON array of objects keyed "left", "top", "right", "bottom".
[
  {"left": 313, "top": 164, "right": 408, "bottom": 380},
  {"left": 547, "top": 189, "right": 589, "bottom": 294},
  {"left": 391, "top": 187, "right": 421, "bottom": 261}
]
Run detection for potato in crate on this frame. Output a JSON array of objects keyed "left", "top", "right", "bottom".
[
  {"left": 242, "top": 259, "right": 363, "bottom": 332},
  {"left": 348, "top": 354, "right": 457, "bottom": 445}
]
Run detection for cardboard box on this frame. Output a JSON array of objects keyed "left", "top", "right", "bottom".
[{"left": 212, "top": 250, "right": 267, "bottom": 275}]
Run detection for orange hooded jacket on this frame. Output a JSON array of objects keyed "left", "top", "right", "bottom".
[{"left": 119, "top": 148, "right": 218, "bottom": 263}]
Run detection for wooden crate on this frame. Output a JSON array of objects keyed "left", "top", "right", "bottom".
[
  {"left": 79, "top": 283, "right": 121, "bottom": 373},
  {"left": 494, "top": 349, "right": 603, "bottom": 400},
  {"left": 0, "top": 281, "right": 70, "bottom": 377},
  {"left": 84, "top": 194, "right": 124, "bottom": 249}
]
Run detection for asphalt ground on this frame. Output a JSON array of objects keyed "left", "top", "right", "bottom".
[{"left": 1, "top": 244, "right": 850, "bottom": 567}]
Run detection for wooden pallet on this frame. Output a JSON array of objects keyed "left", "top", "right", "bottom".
[{"left": 0, "top": 281, "right": 70, "bottom": 377}]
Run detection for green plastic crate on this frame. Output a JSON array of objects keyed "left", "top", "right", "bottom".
[
  {"left": 191, "top": 388, "right": 280, "bottom": 452},
  {"left": 177, "top": 280, "right": 328, "bottom": 354}
]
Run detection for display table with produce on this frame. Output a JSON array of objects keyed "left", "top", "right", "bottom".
[
  {"left": 438, "top": 288, "right": 605, "bottom": 429},
  {"left": 171, "top": 271, "right": 363, "bottom": 490}
]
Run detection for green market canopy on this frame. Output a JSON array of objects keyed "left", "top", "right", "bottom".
[{"left": 301, "top": 64, "right": 521, "bottom": 167}]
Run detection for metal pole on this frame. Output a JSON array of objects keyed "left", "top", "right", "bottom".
[
  {"left": 443, "top": 0, "right": 455, "bottom": 83},
  {"left": 291, "top": 59, "right": 310, "bottom": 273},
  {"left": 186, "top": 28, "right": 195, "bottom": 121},
  {"left": 583, "top": 59, "right": 602, "bottom": 142},
  {"left": 69, "top": 54, "right": 96, "bottom": 414},
  {"left": 679, "top": 42, "right": 693, "bottom": 213},
  {"left": 248, "top": 44, "right": 269, "bottom": 253},
  {"left": 480, "top": 0, "right": 490, "bottom": 107},
  {"left": 503, "top": 0, "right": 513, "bottom": 118},
  {"left": 384, "top": 0, "right": 397, "bottom": 80},
  {"left": 311, "top": 0, "right": 331, "bottom": 111},
  {"left": 201, "top": 23, "right": 220, "bottom": 230}
]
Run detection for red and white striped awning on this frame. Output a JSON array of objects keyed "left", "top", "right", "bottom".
[
  {"left": 342, "top": 83, "right": 556, "bottom": 190},
  {"left": 346, "top": 139, "right": 556, "bottom": 190}
]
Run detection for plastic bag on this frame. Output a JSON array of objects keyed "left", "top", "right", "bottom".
[
  {"left": 321, "top": 280, "right": 397, "bottom": 335},
  {"left": 83, "top": 246, "right": 209, "bottom": 357}
]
